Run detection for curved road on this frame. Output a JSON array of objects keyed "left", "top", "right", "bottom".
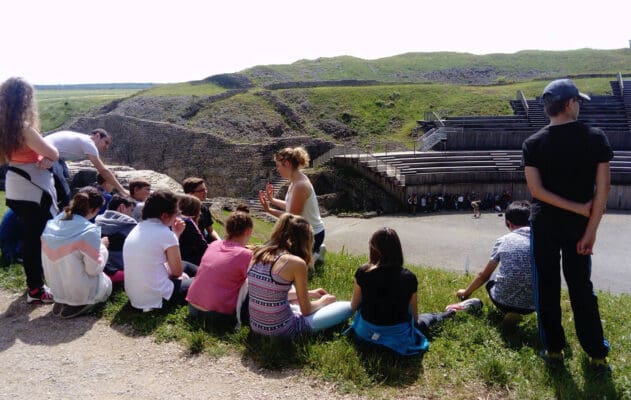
[{"left": 323, "top": 211, "right": 631, "bottom": 295}]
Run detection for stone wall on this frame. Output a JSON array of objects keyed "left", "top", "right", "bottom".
[{"left": 65, "top": 114, "right": 334, "bottom": 198}]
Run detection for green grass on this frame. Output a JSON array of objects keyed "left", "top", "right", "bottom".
[
  {"left": 243, "top": 49, "right": 631, "bottom": 85},
  {"left": 137, "top": 82, "right": 227, "bottom": 97},
  {"left": 1, "top": 194, "right": 629, "bottom": 398},
  {"left": 36, "top": 89, "right": 140, "bottom": 132}
]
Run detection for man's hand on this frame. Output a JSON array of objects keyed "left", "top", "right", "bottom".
[{"left": 577, "top": 228, "right": 597, "bottom": 255}]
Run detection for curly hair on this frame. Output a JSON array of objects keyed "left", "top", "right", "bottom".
[
  {"left": 0, "top": 77, "right": 40, "bottom": 163},
  {"left": 274, "top": 147, "right": 310, "bottom": 169}
]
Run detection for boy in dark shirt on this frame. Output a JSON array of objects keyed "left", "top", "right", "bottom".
[{"left": 522, "top": 79, "right": 612, "bottom": 371}]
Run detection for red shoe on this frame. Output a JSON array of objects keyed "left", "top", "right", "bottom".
[{"left": 26, "top": 285, "right": 54, "bottom": 304}]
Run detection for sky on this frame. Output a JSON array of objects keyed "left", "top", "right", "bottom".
[{"left": 2, "top": 0, "right": 630, "bottom": 85}]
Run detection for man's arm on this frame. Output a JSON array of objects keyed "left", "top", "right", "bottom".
[
  {"left": 577, "top": 162, "right": 610, "bottom": 255},
  {"left": 456, "top": 260, "right": 499, "bottom": 299},
  {"left": 524, "top": 166, "right": 591, "bottom": 217},
  {"left": 87, "top": 154, "right": 129, "bottom": 196}
]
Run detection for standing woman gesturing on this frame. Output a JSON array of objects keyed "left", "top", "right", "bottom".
[
  {"left": 259, "top": 147, "right": 326, "bottom": 260},
  {"left": 0, "top": 77, "right": 59, "bottom": 303}
]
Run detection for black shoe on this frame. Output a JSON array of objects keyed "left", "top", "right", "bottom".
[
  {"left": 589, "top": 358, "right": 612, "bottom": 376},
  {"left": 52, "top": 302, "right": 65, "bottom": 317},
  {"left": 541, "top": 350, "right": 564, "bottom": 368},
  {"left": 60, "top": 304, "right": 95, "bottom": 319}
]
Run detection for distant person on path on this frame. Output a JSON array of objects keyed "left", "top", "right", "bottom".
[
  {"left": 456, "top": 201, "right": 535, "bottom": 324},
  {"left": 471, "top": 200, "right": 481, "bottom": 219},
  {"left": 247, "top": 213, "right": 352, "bottom": 337},
  {"left": 182, "top": 177, "right": 220, "bottom": 243},
  {"left": 346, "top": 228, "right": 455, "bottom": 355},
  {"left": 41, "top": 187, "right": 112, "bottom": 319},
  {"left": 258, "top": 147, "right": 326, "bottom": 262},
  {"left": 44, "top": 128, "right": 128, "bottom": 207},
  {"left": 523, "top": 78, "right": 612, "bottom": 370},
  {"left": 1, "top": 77, "right": 59, "bottom": 304}
]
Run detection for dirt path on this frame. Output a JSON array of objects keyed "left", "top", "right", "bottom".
[{"left": 0, "top": 290, "right": 360, "bottom": 400}]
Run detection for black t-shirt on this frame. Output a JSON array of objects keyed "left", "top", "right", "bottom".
[
  {"left": 522, "top": 121, "right": 613, "bottom": 216},
  {"left": 355, "top": 264, "right": 417, "bottom": 325},
  {"left": 178, "top": 218, "right": 208, "bottom": 266},
  {"left": 197, "top": 204, "right": 214, "bottom": 241}
]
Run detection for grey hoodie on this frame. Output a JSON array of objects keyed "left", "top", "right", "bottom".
[{"left": 95, "top": 210, "right": 137, "bottom": 273}]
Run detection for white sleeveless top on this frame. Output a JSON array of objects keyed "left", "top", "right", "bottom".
[{"left": 285, "top": 184, "right": 325, "bottom": 234}]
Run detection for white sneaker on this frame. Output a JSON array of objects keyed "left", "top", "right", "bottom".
[{"left": 318, "top": 244, "right": 326, "bottom": 262}]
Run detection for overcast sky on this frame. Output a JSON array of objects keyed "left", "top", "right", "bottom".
[{"left": 2, "top": 0, "right": 630, "bottom": 85}]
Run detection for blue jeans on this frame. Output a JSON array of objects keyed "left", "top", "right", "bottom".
[{"left": 304, "top": 301, "right": 353, "bottom": 331}]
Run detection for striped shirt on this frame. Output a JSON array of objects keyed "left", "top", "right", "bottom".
[{"left": 247, "top": 254, "right": 307, "bottom": 337}]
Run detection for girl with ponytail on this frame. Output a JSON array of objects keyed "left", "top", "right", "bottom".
[{"left": 41, "top": 187, "right": 112, "bottom": 318}]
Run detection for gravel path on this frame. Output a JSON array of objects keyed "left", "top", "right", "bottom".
[{"left": 0, "top": 290, "right": 360, "bottom": 400}]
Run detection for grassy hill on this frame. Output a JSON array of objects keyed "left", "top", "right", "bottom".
[
  {"left": 241, "top": 49, "right": 631, "bottom": 85},
  {"left": 34, "top": 49, "right": 630, "bottom": 150}
]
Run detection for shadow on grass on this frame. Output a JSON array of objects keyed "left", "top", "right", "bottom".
[
  {"left": 105, "top": 290, "right": 178, "bottom": 337},
  {"left": 487, "top": 308, "right": 541, "bottom": 351},
  {"left": 347, "top": 334, "right": 423, "bottom": 387}
]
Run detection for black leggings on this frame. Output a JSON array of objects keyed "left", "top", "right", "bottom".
[{"left": 6, "top": 199, "right": 53, "bottom": 290}]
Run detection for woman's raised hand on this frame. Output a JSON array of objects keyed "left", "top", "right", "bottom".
[
  {"left": 258, "top": 190, "right": 270, "bottom": 212},
  {"left": 265, "top": 182, "right": 275, "bottom": 201},
  {"left": 172, "top": 218, "right": 186, "bottom": 237}
]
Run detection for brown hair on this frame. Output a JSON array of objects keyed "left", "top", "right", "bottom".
[
  {"left": 274, "top": 147, "right": 310, "bottom": 169},
  {"left": 252, "top": 213, "right": 313, "bottom": 266},
  {"left": 182, "top": 177, "right": 205, "bottom": 194},
  {"left": 178, "top": 194, "right": 201, "bottom": 220},
  {"left": 142, "top": 190, "right": 178, "bottom": 220},
  {"left": 61, "top": 186, "right": 104, "bottom": 221},
  {"left": 226, "top": 205, "right": 253, "bottom": 239},
  {"left": 129, "top": 179, "right": 150, "bottom": 197},
  {"left": 368, "top": 227, "right": 404, "bottom": 269},
  {"left": 91, "top": 128, "right": 109, "bottom": 139},
  {"left": 0, "top": 77, "right": 40, "bottom": 163}
]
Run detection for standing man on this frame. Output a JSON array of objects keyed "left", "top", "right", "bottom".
[
  {"left": 522, "top": 79, "right": 612, "bottom": 371},
  {"left": 45, "top": 129, "right": 129, "bottom": 206},
  {"left": 182, "top": 177, "right": 220, "bottom": 243}
]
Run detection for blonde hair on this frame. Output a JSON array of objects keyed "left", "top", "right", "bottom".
[
  {"left": 274, "top": 147, "right": 310, "bottom": 169},
  {"left": 252, "top": 213, "right": 313, "bottom": 266}
]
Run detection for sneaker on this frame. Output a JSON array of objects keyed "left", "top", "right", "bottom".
[
  {"left": 589, "top": 357, "right": 612, "bottom": 375},
  {"left": 445, "top": 298, "right": 483, "bottom": 312},
  {"left": 26, "top": 285, "right": 54, "bottom": 304},
  {"left": 60, "top": 304, "right": 95, "bottom": 319},
  {"left": 541, "top": 350, "right": 564, "bottom": 367},
  {"left": 52, "top": 302, "right": 65, "bottom": 317},
  {"left": 318, "top": 244, "right": 326, "bottom": 262},
  {"left": 502, "top": 312, "right": 523, "bottom": 325}
]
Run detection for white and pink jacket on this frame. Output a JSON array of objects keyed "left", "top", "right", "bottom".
[{"left": 41, "top": 213, "right": 111, "bottom": 306}]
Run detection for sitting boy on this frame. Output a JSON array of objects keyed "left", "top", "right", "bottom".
[
  {"left": 95, "top": 194, "right": 137, "bottom": 284},
  {"left": 456, "top": 200, "right": 535, "bottom": 323}
]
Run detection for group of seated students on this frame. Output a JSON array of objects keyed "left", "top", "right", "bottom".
[{"left": 37, "top": 166, "right": 535, "bottom": 356}]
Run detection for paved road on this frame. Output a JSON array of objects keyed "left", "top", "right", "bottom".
[{"left": 323, "top": 211, "right": 631, "bottom": 295}]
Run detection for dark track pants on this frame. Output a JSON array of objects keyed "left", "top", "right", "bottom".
[
  {"left": 531, "top": 214, "right": 609, "bottom": 359},
  {"left": 6, "top": 199, "right": 52, "bottom": 290}
]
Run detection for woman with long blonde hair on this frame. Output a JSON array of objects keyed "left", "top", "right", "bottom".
[
  {"left": 1, "top": 77, "right": 59, "bottom": 303},
  {"left": 247, "top": 213, "right": 351, "bottom": 337}
]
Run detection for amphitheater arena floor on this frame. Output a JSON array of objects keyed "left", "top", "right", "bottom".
[{"left": 323, "top": 210, "right": 631, "bottom": 295}]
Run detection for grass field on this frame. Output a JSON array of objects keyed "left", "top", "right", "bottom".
[
  {"left": 1, "top": 195, "right": 629, "bottom": 399},
  {"left": 36, "top": 88, "right": 140, "bottom": 132}
]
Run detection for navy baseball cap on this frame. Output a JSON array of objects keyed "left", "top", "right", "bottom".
[{"left": 542, "top": 79, "right": 590, "bottom": 103}]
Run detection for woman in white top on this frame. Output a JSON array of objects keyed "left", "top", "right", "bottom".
[
  {"left": 123, "top": 190, "right": 196, "bottom": 312},
  {"left": 259, "top": 147, "right": 325, "bottom": 259}
]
